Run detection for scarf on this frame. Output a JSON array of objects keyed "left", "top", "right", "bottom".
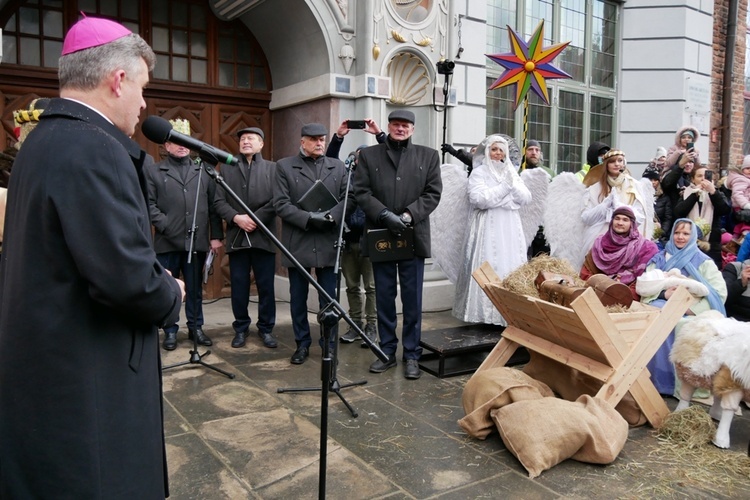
[
  {"left": 648, "top": 218, "right": 725, "bottom": 314},
  {"left": 591, "top": 207, "right": 658, "bottom": 284},
  {"left": 682, "top": 184, "right": 713, "bottom": 239}
]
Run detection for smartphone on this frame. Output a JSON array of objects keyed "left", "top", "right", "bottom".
[
  {"left": 347, "top": 120, "right": 366, "bottom": 130},
  {"left": 705, "top": 170, "right": 713, "bottom": 181},
  {"left": 687, "top": 142, "right": 695, "bottom": 151}
]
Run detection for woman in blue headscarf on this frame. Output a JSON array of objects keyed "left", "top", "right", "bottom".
[{"left": 638, "top": 218, "right": 727, "bottom": 395}]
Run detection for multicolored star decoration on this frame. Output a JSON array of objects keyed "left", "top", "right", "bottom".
[{"left": 486, "top": 21, "right": 571, "bottom": 109}]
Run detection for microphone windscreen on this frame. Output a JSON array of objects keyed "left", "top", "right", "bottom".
[{"left": 142, "top": 116, "right": 172, "bottom": 144}]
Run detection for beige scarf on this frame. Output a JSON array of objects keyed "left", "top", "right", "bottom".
[{"left": 683, "top": 184, "right": 713, "bottom": 239}]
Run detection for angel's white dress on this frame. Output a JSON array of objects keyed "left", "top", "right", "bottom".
[{"left": 452, "top": 160, "right": 531, "bottom": 325}]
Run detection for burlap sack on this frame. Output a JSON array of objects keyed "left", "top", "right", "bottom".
[
  {"left": 491, "top": 394, "right": 629, "bottom": 478},
  {"left": 458, "top": 367, "right": 554, "bottom": 439},
  {"left": 522, "top": 351, "right": 648, "bottom": 426}
]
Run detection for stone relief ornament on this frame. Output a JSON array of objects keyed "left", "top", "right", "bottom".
[
  {"left": 387, "top": 52, "right": 429, "bottom": 105},
  {"left": 339, "top": 43, "right": 355, "bottom": 74},
  {"left": 391, "top": 0, "right": 431, "bottom": 24}
]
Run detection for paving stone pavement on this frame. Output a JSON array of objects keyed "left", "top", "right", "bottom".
[{"left": 160, "top": 297, "right": 750, "bottom": 499}]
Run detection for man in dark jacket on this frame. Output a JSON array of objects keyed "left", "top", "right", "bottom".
[
  {"left": 274, "top": 123, "right": 350, "bottom": 365},
  {"left": 723, "top": 260, "right": 750, "bottom": 322},
  {"left": 0, "top": 18, "right": 184, "bottom": 499},
  {"left": 145, "top": 118, "right": 224, "bottom": 350},
  {"left": 354, "top": 110, "right": 442, "bottom": 379},
  {"left": 214, "top": 126, "right": 279, "bottom": 349}
]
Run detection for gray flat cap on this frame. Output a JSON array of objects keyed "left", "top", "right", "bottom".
[
  {"left": 236, "top": 127, "right": 264, "bottom": 140},
  {"left": 388, "top": 110, "right": 415, "bottom": 124},
  {"left": 526, "top": 139, "right": 540, "bottom": 149},
  {"left": 301, "top": 123, "right": 328, "bottom": 137}
]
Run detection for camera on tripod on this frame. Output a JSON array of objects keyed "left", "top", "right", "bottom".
[{"left": 436, "top": 59, "right": 455, "bottom": 75}]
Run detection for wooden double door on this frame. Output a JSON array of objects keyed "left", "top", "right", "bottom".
[{"left": 138, "top": 98, "right": 273, "bottom": 299}]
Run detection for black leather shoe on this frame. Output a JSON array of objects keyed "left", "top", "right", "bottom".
[
  {"left": 231, "top": 330, "right": 247, "bottom": 348},
  {"left": 291, "top": 346, "right": 309, "bottom": 365},
  {"left": 257, "top": 331, "right": 278, "bottom": 348},
  {"left": 188, "top": 327, "right": 213, "bottom": 346},
  {"left": 162, "top": 331, "right": 177, "bottom": 351},
  {"left": 369, "top": 355, "right": 397, "bottom": 373},
  {"left": 404, "top": 359, "right": 421, "bottom": 380}
]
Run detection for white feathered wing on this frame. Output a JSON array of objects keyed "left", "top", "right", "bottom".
[
  {"left": 430, "top": 163, "right": 470, "bottom": 283},
  {"left": 519, "top": 168, "right": 550, "bottom": 248},
  {"left": 544, "top": 172, "right": 587, "bottom": 270}
]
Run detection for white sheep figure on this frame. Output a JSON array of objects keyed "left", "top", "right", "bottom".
[{"left": 670, "top": 310, "right": 750, "bottom": 448}]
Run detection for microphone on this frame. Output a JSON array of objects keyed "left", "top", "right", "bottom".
[
  {"left": 344, "top": 151, "right": 357, "bottom": 170},
  {"left": 142, "top": 116, "right": 238, "bottom": 167}
]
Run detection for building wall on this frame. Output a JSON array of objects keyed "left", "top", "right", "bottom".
[
  {"left": 619, "top": 1, "right": 715, "bottom": 174},
  {"left": 710, "top": 0, "right": 748, "bottom": 172}
]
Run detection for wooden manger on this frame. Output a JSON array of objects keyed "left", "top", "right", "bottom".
[{"left": 471, "top": 262, "right": 695, "bottom": 427}]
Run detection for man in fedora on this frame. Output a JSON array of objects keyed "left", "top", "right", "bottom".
[
  {"left": 354, "top": 110, "right": 442, "bottom": 379},
  {"left": 274, "top": 123, "right": 350, "bottom": 364},
  {"left": 214, "top": 126, "right": 279, "bottom": 349}
]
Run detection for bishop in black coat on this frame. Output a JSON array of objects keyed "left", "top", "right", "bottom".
[{"left": 0, "top": 97, "right": 182, "bottom": 497}]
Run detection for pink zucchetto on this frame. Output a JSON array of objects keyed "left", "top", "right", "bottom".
[{"left": 61, "top": 16, "right": 132, "bottom": 56}]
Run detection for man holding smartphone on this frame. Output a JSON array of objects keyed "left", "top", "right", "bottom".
[{"left": 329, "top": 118, "right": 385, "bottom": 152}]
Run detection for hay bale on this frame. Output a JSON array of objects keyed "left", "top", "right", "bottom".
[
  {"left": 656, "top": 405, "right": 714, "bottom": 449},
  {"left": 501, "top": 254, "right": 584, "bottom": 297}
]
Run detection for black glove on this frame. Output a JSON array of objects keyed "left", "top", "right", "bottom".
[
  {"left": 441, "top": 143, "right": 458, "bottom": 156},
  {"left": 307, "top": 211, "right": 335, "bottom": 230},
  {"left": 379, "top": 209, "right": 407, "bottom": 236}
]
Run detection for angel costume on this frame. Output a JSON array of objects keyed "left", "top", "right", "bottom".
[{"left": 452, "top": 136, "right": 531, "bottom": 325}]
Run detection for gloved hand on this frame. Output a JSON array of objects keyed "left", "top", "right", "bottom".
[
  {"left": 441, "top": 143, "right": 458, "bottom": 156},
  {"left": 308, "top": 211, "right": 335, "bottom": 230},
  {"left": 379, "top": 209, "right": 407, "bottom": 236}
]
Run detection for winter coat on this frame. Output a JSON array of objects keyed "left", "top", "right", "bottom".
[
  {"left": 665, "top": 125, "right": 701, "bottom": 169},
  {"left": 274, "top": 152, "right": 350, "bottom": 268},
  {"left": 726, "top": 170, "right": 750, "bottom": 210},
  {"left": 0, "top": 98, "right": 181, "bottom": 499},
  {"left": 145, "top": 154, "right": 223, "bottom": 253},
  {"left": 354, "top": 137, "right": 442, "bottom": 258},
  {"left": 214, "top": 153, "right": 278, "bottom": 253}
]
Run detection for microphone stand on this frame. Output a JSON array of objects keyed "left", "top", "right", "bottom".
[
  {"left": 163, "top": 157, "right": 234, "bottom": 379},
  {"left": 277, "top": 155, "right": 368, "bottom": 418},
  {"left": 198, "top": 153, "right": 388, "bottom": 500}
]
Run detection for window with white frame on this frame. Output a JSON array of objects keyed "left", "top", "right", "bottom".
[{"left": 486, "top": 0, "right": 619, "bottom": 173}]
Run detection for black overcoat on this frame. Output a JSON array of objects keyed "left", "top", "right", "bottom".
[
  {"left": 145, "top": 155, "right": 223, "bottom": 253},
  {"left": 273, "top": 152, "right": 349, "bottom": 268},
  {"left": 354, "top": 138, "right": 442, "bottom": 257},
  {"left": 214, "top": 153, "right": 278, "bottom": 254},
  {"left": 0, "top": 99, "right": 182, "bottom": 499}
]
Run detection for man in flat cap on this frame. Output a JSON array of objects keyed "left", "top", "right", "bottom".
[
  {"left": 0, "top": 16, "right": 184, "bottom": 498},
  {"left": 274, "top": 123, "right": 350, "bottom": 364},
  {"left": 354, "top": 109, "right": 442, "bottom": 380},
  {"left": 214, "top": 126, "right": 279, "bottom": 349},
  {"left": 145, "top": 119, "right": 224, "bottom": 351}
]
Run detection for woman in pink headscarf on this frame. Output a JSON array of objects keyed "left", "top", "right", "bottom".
[{"left": 580, "top": 206, "right": 659, "bottom": 300}]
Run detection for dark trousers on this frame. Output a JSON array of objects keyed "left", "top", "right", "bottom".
[
  {"left": 228, "top": 248, "right": 276, "bottom": 335},
  {"left": 157, "top": 251, "right": 205, "bottom": 333},
  {"left": 372, "top": 257, "right": 425, "bottom": 360},
  {"left": 287, "top": 266, "right": 337, "bottom": 349}
]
